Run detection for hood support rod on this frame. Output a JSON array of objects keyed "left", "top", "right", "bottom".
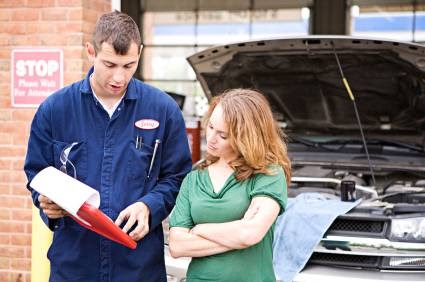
[{"left": 331, "top": 41, "right": 376, "bottom": 188}]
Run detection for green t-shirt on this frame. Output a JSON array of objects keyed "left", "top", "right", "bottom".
[{"left": 169, "top": 166, "right": 287, "bottom": 282}]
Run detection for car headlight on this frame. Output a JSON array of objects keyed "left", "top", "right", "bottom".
[{"left": 390, "top": 217, "right": 425, "bottom": 243}]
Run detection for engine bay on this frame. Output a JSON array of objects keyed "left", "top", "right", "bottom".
[{"left": 289, "top": 165, "right": 425, "bottom": 215}]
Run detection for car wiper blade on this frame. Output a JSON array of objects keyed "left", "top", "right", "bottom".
[
  {"left": 290, "top": 137, "right": 425, "bottom": 154},
  {"left": 289, "top": 136, "right": 318, "bottom": 147},
  {"left": 289, "top": 136, "right": 343, "bottom": 152},
  {"left": 322, "top": 139, "right": 425, "bottom": 154},
  {"left": 366, "top": 139, "right": 425, "bottom": 154}
]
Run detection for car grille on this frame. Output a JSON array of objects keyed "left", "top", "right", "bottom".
[
  {"left": 310, "top": 214, "right": 425, "bottom": 271},
  {"left": 310, "top": 253, "right": 381, "bottom": 268},
  {"left": 326, "top": 216, "right": 388, "bottom": 238},
  {"left": 309, "top": 252, "right": 425, "bottom": 270}
]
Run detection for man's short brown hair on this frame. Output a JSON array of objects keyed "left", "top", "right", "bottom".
[{"left": 92, "top": 10, "right": 141, "bottom": 55}]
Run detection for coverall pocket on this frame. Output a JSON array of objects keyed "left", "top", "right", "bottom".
[
  {"left": 127, "top": 142, "right": 153, "bottom": 181},
  {"left": 53, "top": 140, "right": 88, "bottom": 181}
]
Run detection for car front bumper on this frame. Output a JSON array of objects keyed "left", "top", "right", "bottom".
[{"left": 164, "top": 246, "right": 425, "bottom": 282}]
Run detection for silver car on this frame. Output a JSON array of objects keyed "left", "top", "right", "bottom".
[{"left": 165, "top": 36, "right": 425, "bottom": 282}]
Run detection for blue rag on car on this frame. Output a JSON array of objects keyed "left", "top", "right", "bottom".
[{"left": 273, "top": 193, "right": 361, "bottom": 282}]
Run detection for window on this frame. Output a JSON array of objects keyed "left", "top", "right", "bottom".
[
  {"left": 350, "top": 1, "right": 425, "bottom": 42},
  {"left": 141, "top": 8, "right": 310, "bottom": 116}
]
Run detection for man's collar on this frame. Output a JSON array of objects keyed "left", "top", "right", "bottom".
[
  {"left": 124, "top": 78, "right": 138, "bottom": 100},
  {"left": 80, "top": 67, "right": 94, "bottom": 95}
]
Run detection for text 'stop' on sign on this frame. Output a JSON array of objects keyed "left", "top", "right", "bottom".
[{"left": 11, "top": 49, "right": 63, "bottom": 107}]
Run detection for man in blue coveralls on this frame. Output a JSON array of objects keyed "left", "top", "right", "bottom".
[{"left": 24, "top": 11, "right": 192, "bottom": 281}]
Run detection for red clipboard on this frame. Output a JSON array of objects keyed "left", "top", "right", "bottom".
[{"left": 71, "top": 202, "right": 137, "bottom": 250}]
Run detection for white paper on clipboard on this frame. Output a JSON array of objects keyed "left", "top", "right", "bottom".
[{"left": 29, "top": 166, "right": 100, "bottom": 222}]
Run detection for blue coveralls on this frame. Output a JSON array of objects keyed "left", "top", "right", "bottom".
[{"left": 24, "top": 67, "right": 193, "bottom": 281}]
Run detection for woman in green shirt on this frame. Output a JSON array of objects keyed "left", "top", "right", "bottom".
[{"left": 169, "top": 89, "right": 291, "bottom": 282}]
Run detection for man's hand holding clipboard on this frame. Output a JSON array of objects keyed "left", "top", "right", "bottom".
[{"left": 30, "top": 166, "right": 137, "bottom": 249}]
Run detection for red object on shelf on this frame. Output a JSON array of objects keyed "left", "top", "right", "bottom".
[
  {"left": 186, "top": 119, "right": 201, "bottom": 164},
  {"left": 71, "top": 202, "right": 137, "bottom": 250}
]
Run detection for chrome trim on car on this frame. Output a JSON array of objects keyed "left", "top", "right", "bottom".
[
  {"left": 321, "top": 236, "right": 425, "bottom": 251},
  {"left": 315, "top": 244, "right": 425, "bottom": 257}
]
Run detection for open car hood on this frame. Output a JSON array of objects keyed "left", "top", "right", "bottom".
[{"left": 187, "top": 36, "right": 425, "bottom": 144}]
